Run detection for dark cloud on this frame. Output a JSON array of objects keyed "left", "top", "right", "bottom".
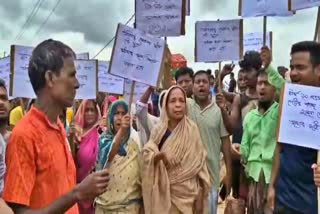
[
  {"left": 28, "top": 0, "right": 134, "bottom": 44},
  {"left": 0, "top": 0, "right": 23, "bottom": 19}
]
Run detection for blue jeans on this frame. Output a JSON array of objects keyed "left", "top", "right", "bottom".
[{"left": 209, "top": 188, "right": 218, "bottom": 214}]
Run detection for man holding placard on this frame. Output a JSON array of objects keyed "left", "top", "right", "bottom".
[
  {"left": 3, "top": 39, "right": 110, "bottom": 214},
  {"left": 267, "top": 41, "right": 320, "bottom": 214}
]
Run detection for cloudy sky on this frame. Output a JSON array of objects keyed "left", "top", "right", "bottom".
[{"left": 0, "top": 0, "right": 318, "bottom": 72}]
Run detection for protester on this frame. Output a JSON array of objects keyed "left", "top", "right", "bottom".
[
  {"left": 136, "top": 87, "right": 166, "bottom": 142},
  {"left": 9, "top": 98, "right": 28, "bottom": 128},
  {"left": 234, "top": 69, "right": 277, "bottom": 213},
  {"left": 95, "top": 100, "right": 142, "bottom": 213},
  {"left": 187, "top": 70, "right": 232, "bottom": 214},
  {"left": 3, "top": 39, "right": 110, "bottom": 214},
  {"left": 175, "top": 67, "right": 194, "bottom": 98},
  {"left": 142, "top": 85, "right": 211, "bottom": 214},
  {"left": 0, "top": 79, "right": 10, "bottom": 196},
  {"left": 267, "top": 41, "right": 320, "bottom": 214},
  {"left": 73, "top": 100, "right": 101, "bottom": 214}
]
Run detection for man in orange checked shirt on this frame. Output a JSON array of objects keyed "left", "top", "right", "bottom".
[{"left": 3, "top": 39, "right": 110, "bottom": 214}]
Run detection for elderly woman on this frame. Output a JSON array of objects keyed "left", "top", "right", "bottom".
[
  {"left": 73, "top": 100, "right": 101, "bottom": 214},
  {"left": 95, "top": 100, "right": 142, "bottom": 214},
  {"left": 142, "top": 85, "right": 211, "bottom": 214}
]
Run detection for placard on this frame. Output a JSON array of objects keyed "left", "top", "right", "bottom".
[
  {"left": 0, "top": 57, "right": 11, "bottom": 93},
  {"left": 239, "top": 0, "right": 294, "bottom": 17},
  {"left": 109, "top": 24, "right": 166, "bottom": 87},
  {"left": 243, "top": 32, "right": 272, "bottom": 54},
  {"left": 278, "top": 83, "right": 320, "bottom": 149},
  {"left": 75, "top": 60, "right": 97, "bottom": 100},
  {"left": 10, "top": 45, "right": 36, "bottom": 98},
  {"left": 135, "top": 0, "right": 185, "bottom": 37},
  {"left": 195, "top": 19, "right": 243, "bottom": 62},
  {"left": 123, "top": 79, "right": 150, "bottom": 104},
  {"left": 76, "top": 52, "right": 89, "bottom": 60},
  {"left": 98, "top": 61, "right": 124, "bottom": 94},
  {"left": 289, "top": 0, "right": 320, "bottom": 11}
]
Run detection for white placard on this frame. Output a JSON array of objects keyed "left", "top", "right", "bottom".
[
  {"left": 290, "top": 0, "right": 320, "bottom": 10},
  {"left": 278, "top": 83, "right": 320, "bottom": 149},
  {"left": 98, "top": 61, "right": 124, "bottom": 94},
  {"left": 11, "top": 45, "right": 36, "bottom": 98},
  {"left": 109, "top": 24, "right": 165, "bottom": 87},
  {"left": 243, "top": 32, "right": 272, "bottom": 54},
  {"left": 75, "top": 60, "right": 97, "bottom": 100},
  {"left": 135, "top": 0, "right": 184, "bottom": 37},
  {"left": 76, "top": 52, "right": 89, "bottom": 60},
  {"left": 0, "top": 57, "right": 11, "bottom": 93},
  {"left": 124, "top": 79, "right": 150, "bottom": 104},
  {"left": 195, "top": 19, "right": 243, "bottom": 62},
  {"left": 240, "top": 0, "right": 293, "bottom": 17}
]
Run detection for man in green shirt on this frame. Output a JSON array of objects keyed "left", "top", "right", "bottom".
[{"left": 233, "top": 69, "right": 277, "bottom": 214}]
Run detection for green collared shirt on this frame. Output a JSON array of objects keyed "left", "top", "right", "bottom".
[
  {"left": 240, "top": 102, "right": 279, "bottom": 184},
  {"left": 266, "top": 65, "right": 285, "bottom": 91}
]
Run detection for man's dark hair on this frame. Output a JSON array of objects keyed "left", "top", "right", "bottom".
[
  {"left": 239, "top": 51, "right": 262, "bottom": 71},
  {"left": 28, "top": 39, "right": 75, "bottom": 94},
  {"left": 0, "top": 79, "right": 7, "bottom": 91},
  {"left": 230, "top": 72, "right": 235, "bottom": 77},
  {"left": 193, "top": 70, "right": 210, "bottom": 82},
  {"left": 175, "top": 67, "right": 194, "bottom": 81},
  {"left": 291, "top": 41, "right": 320, "bottom": 67},
  {"left": 257, "top": 68, "right": 267, "bottom": 78}
]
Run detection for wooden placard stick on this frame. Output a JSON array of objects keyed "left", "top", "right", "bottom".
[
  {"left": 128, "top": 81, "right": 135, "bottom": 115},
  {"left": 314, "top": 7, "right": 320, "bottom": 42},
  {"left": 263, "top": 16, "right": 267, "bottom": 46}
]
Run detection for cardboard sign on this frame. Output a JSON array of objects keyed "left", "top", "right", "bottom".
[
  {"left": 123, "top": 79, "right": 150, "bottom": 104},
  {"left": 10, "top": 45, "right": 36, "bottom": 98},
  {"left": 278, "top": 83, "right": 320, "bottom": 149},
  {"left": 98, "top": 61, "right": 124, "bottom": 94},
  {"left": 195, "top": 19, "right": 243, "bottom": 62},
  {"left": 75, "top": 60, "right": 98, "bottom": 100},
  {"left": 239, "top": 0, "right": 294, "bottom": 17},
  {"left": 109, "top": 24, "right": 166, "bottom": 87},
  {"left": 289, "top": 0, "right": 320, "bottom": 11},
  {"left": 243, "top": 32, "right": 272, "bottom": 54},
  {"left": 135, "top": 0, "right": 186, "bottom": 37},
  {"left": 76, "top": 52, "right": 89, "bottom": 60},
  {"left": 0, "top": 57, "right": 11, "bottom": 93}
]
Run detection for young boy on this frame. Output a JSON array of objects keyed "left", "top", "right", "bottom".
[{"left": 239, "top": 69, "right": 277, "bottom": 214}]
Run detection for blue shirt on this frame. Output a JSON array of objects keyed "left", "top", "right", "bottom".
[{"left": 276, "top": 143, "right": 317, "bottom": 213}]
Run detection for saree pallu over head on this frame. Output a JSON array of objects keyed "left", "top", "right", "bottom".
[
  {"left": 74, "top": 100, "right": 101, "bottom": 214},
  {"left": 142, "top": 85, "right": 212, "bottom": 214},
  {"left": 96, "top": 100, "right": 130, "bottom": 170},
  {"left": 95, "top": 100, "right": 142, "bottom": 213}
]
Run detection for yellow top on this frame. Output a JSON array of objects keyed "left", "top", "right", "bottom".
[
  {"left": 9, "top": 106, "right": 24, "bottom": 126},
  {"left": 66, "top": 108, "right": 73, "bottom": 125}
]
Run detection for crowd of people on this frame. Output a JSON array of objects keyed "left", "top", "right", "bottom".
[{"left": 0, "top": 38, "right": 320, "bottom": 214}]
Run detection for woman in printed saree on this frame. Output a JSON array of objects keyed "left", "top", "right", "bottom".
[
  {"left": 74, "top": 99, "right": 101, "bottom": 214},
  {"left": 142, "top": 85, "right": 211, "bottom": 214},
  {"left": 95, "top": 100, "right": 142, "bottom": 214}
]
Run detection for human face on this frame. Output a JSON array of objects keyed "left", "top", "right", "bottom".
[
  {"left": 84, "top": 101, "right": 97, "bottom": 128},
  {"left": 193, "top": 73, "right": 210, "bottom": 101},
  {"left": 238, "top": 72, "right": 246, "bottom": 92},
  {"left": 50, "top": 57, "right": 79, "bottom": 108},
  {"left": 256, "top": 73, "right": 275, "bottom": 103},
  {"left": 177, "top": 74, "right": 193, "bottom": 97},
  {"left": 0, "top": 87, "right": 9, "bottom": 121},
  {"left": 290, "top": 52, "right": 320, "bottom": 86},
  {"left": 166, "top": 88, "right": 186, "bottom": 121},
  {"left": 243, "top": 68, "right": 258, "bottom": 88},
  {"left": 113, "top": 105, "right": 127, "bottom": 133},
  {"left": 209, "top": 77, "right": 215, "bottom": 87}
]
